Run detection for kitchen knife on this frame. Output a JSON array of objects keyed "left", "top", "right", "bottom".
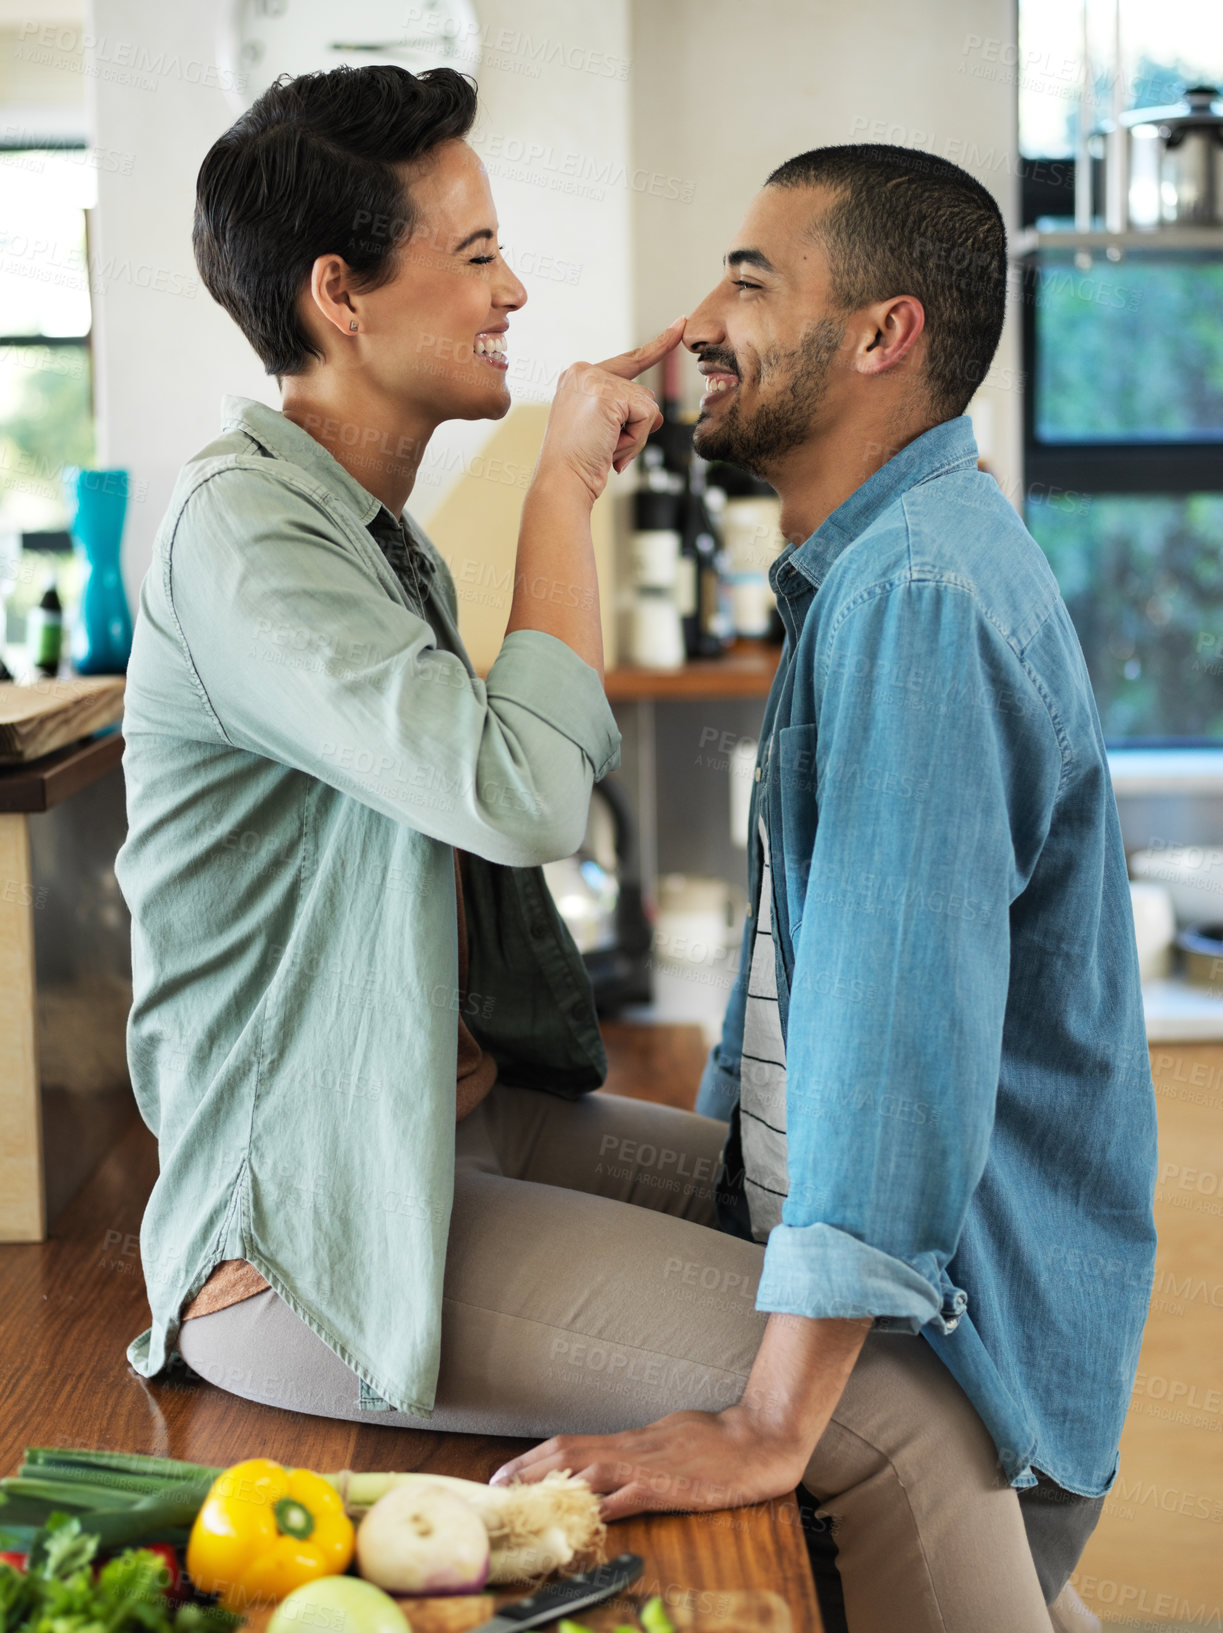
[{"left": 472, "top": 1552, "right": 644, "bottom": 1630}]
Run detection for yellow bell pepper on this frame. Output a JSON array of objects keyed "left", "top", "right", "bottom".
[{"left": 186, "top": 1458, "right": 355, "bottom": 1612}]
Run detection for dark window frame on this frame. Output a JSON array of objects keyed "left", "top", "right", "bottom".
[
  {"left": 1019, "top": 159, "right": 1222, "bottom": 496},
  {"left": 0, "top": 136, "right": 94, "bottom": 353},
  {"left": 0, "top": 138, "right": 95, "bottom": 551},
  {"left": 1018, "top": 157, "right": 1223, "bottom": 746}
]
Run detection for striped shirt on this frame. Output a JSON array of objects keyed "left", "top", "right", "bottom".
[{"left": 739, "top": 811, "right": 790, "bottom": 1241}]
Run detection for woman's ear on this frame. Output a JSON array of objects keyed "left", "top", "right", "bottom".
[{"left": 308, "top": 252, "right": 360, "bottom": 342}]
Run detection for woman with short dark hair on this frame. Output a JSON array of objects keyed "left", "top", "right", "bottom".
[{"left": 117, "top": 63, "right": 758, "bottom": 1449}]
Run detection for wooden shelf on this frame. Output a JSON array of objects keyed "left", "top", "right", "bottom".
[
  {"left": 604, "top": 640, "right": 782, "bottom": 702},
  {"left": 1013, "top": 225, "right": 1223, "bottom": 258}
]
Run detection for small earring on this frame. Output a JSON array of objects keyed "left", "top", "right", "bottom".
[{"left": 349, "top": 319, "right": 358, "bottom": 331}]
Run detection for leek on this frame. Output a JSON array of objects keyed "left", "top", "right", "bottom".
[{"left": 326, "top": 1469, "right": 605, "bottom": 1584}]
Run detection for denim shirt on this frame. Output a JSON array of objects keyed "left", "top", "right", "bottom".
[
  {"left": 697, "top": 417, "right": 1157, "bottom": 1496},
  {"left": 117, "top": 396, "right": 620, "bottom": 1415}
]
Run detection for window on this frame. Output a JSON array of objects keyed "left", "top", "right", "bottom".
[
  {"left": 1017, "top": 0, "right": 1223, "bottom": 163},
  {"left": 0, "top": 141, "right": 95, "bottom": 649},
  {"left": 1033, "top": 262, "right": 1223, "bottom": 445},
  {"left": 1032, "top": 493, "right": 1223, "bottom": 740},
  {"left": 1016, "top": 1, "right": 1223, "bottom": 743}
]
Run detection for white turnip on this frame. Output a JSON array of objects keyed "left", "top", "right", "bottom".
[
  {"left": 332, "top": 1469, "right": 605, "bottom": 1585},
  {"left": 355, "top": 1481, "right": 489, "bottom": 1596}
]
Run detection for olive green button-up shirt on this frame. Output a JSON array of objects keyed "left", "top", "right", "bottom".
[{"left": 117, "top": 395, "right": 620, "bottom": 1414}]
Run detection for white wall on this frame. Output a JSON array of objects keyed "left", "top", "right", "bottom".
[
  {"left": 84, "top": 0, "right": 633, "bottom": 596},
  {"left": 628, "top": 0, "right": 1024, "bottom": 502},
  {"left": 83, "top": 0, "right": 271, "bottom": 599},
  {"left": 80, "top": 0, "right": 1023, "bottom": 599},
  {"left": 0, "top": 0, "right": 88, "bottom": 142},
  {"left": 413, "top": 0, "right": 634, "bottom": 521}
]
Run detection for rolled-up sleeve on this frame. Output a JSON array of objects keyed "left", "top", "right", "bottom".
[
  {"left": 165, "top": 464, "right": 619, "bottom": 866},
  {"left": 755, "top": 579, "right": 1062, "bottom": 1331}
]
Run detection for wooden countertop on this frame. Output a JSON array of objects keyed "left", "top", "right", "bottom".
[
  {"left": 479, "top": 644, "right": 783, "bottom": 704},
  {"left": 0, "top": 732, "right": 124, "bottom": 813},
  {"left": 0, "top": 1022, "right": 821, "bottom": 1632}
]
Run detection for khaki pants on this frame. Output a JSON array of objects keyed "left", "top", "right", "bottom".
[{"left": 178, "top": 1082, "right": 1102, "bottom": 1632}]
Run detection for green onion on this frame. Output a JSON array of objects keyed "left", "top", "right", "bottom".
[
  {"left": 69, "top": 1491, "right": 212, "bottom": 1550},
  {"left": 20, "top": 1449, "right": 222, "bottom": 1486},
  {"left": 641, "top": 1598, "right": 677, "bottom": 1633},
  {"left": 14, "top": 1465, "right": 165, "bottom": 1499},
  {"left": 1, "top": 1478, "right": 148, "bottom": 1509},
  {"left": 0, "top": 1450, "right": 223, "bottom": 1556}
]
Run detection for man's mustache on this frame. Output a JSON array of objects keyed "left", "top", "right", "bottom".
[{"left": 695, "top": 346, "right": 741, "bottom": 378}]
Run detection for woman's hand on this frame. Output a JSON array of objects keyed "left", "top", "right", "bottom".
[
  {"left": 488, "top": 1403, "right": 812, "bottom": 1522},
  {"left": 506, "top": 317, "right": 686, "bottom": 673},
  {"left": 536, "top": 318, "right": 686, "bottom": 505}
]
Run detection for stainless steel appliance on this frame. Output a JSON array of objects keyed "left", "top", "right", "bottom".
[
  {"left": 1084, "top": 86, "right": 1223, "bottom": 230},
  {"left": 543, "top": 776, "right": 653, "bottom": 1014}
]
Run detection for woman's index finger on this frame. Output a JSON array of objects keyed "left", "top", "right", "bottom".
[{"left": 595, "top": 316, "right": 687, "bottom": 380}]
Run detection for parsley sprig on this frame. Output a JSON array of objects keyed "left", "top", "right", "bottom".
[{"left": 0, "top": 1515, "right": 237, "bottom": 1633}]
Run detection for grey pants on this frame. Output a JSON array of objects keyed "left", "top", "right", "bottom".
[{"left": 178, "top": 1082, "right": 1103, "bottom": 1632}]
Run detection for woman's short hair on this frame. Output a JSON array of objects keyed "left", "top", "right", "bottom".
[{"left": 193, "top": 64, "right": 478, "bottom": 378}]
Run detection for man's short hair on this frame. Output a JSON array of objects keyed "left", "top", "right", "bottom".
[
  {"left": 765, "top": 144, "right": 1007, "bottom": 420},
  {"left": 193, "top": 64, "right": 478, "bottom": 378}
]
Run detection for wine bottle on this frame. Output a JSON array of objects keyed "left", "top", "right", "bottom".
[
  {"left": 709, "top": 463, "right": 786, "bottom": 643},
  {"left": 652, "top": 345, "right": 693, "bottom": 481},
  {"left": 683, "top": 454, "right": 733, "bottom": 658},
  {"left": 628, "top": 450, "right": 685, "bottom": 669},
  {"left": 27, "top": 577, "right": 64, "bottom": 678}
]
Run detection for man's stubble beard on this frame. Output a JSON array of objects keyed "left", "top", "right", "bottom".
[{"left": 693, "top": 316, "right": 846, "bottom": 476}]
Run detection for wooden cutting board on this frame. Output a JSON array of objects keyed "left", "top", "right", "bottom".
[
  {"left": 244, "top": 1587, "right": 793, "bottom": 1633},
  {"left": 398, "top": 1588, "right": 792, "bottom": 1630},
  {"left": 0, "top": 678, "right": 125, "bottom": 762}
]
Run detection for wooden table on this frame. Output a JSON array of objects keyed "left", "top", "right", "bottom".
[
  {"left": 0, "top": 1025, "right": 823, "bottom": 1632},
  {"left": 0, "top": 733, "right": 127, "bottom": 1242}
]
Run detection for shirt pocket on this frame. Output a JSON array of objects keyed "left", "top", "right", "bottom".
[{"left": 776, "top": 723, "right": 820, "bottom": 941}]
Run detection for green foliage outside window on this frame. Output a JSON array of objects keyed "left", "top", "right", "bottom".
[
  {"left": 0, "top": 344, "right": 93, "bottom": 646},
  {"left": 1034, "top": 261, "right": 1223, "bottom": 443},
  {"left": 1030, "top": 494, "right": 1223, "bottom": 739}
]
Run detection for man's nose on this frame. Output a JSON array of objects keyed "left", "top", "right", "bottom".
[{"left": 682, "top": 290, "right": 723, "bottom": 352}]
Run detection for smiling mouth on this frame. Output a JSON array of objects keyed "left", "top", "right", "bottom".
[
  {"left": 474, "top": 331, "right": 508, "bottom": 372},
  {"left": 699, "top": 367, "right": 739, "bottom": 402}
]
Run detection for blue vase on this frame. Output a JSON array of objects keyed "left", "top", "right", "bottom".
[{"left": 63, "top": 467, "right": 134, "bottom": 675}]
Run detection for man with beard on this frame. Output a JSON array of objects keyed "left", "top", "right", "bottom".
[{"left": 496, "top": 145, "right": 1156, "bottom": 1633}]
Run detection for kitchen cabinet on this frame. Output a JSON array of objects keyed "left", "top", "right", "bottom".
[
  {"left": 0, "top": 733, "right": 133, "bottom": 1242},
  {"left": 1071, "top": 1042, "right": 1223, "bottom": 1619}
]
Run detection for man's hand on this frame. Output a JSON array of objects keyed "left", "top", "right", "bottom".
[
  {"left": 487, "top": 1403, "right": 810, "bottom": 1521},
  {"left": 488, "top": 1312, "right": 873, "bottom": 1521},
  {"left": 535, "top": 318, "right": 686, "bottom": 504}
]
